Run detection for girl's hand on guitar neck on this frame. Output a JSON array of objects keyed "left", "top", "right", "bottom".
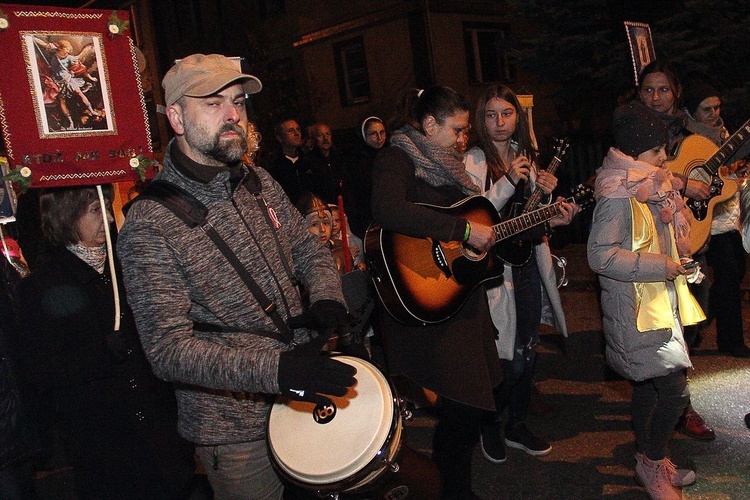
[{"left": 466, "top": 222, "right": 496, "bottom": 253}]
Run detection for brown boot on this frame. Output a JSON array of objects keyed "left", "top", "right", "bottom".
[
  {"left": 635, "top": 455, "right": 683, "bottom": 499},
  {"left": 679, "top": 408, "right": 716, "bottom": 440}
]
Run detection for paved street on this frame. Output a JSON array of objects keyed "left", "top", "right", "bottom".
[{"left": 34, "top": 245, "right": 750, "bottom": 499}]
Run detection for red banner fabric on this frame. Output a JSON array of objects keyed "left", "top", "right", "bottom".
[{"left": 0, "top": 3, "right": 152, "bottom": 187}]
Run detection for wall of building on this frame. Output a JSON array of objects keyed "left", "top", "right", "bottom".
[{"left": 297, "top": 17, "right": 415, "bottom": 130}]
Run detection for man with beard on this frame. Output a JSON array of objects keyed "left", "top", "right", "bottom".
[{"left": 117, "top": 54, "right": 356, "bottom": 499}]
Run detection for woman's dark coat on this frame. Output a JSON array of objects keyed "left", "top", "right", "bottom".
[{"left": 16, "top": 246, "right": 194, "bottom": 499}]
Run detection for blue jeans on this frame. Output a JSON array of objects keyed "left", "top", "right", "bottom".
[{"left": 196, "top": 440, "right": 283, "bottom": 500}]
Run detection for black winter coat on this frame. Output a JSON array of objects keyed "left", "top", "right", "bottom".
[
  {"left": 16, "top": 246, "right": 194, "bottom": 499},
  {"left": 371, "top": 146, "right": 503, "bottom": 410}
]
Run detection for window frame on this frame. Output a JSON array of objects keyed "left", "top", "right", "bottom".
[
  {"left": 463, "top": 22, "right": 515, "bottom": 85},
  {"left": 333, "top": 36, "right": 372, "bottom": 107}
]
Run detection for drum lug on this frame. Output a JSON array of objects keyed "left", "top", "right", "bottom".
[
  {"left": 316, "top": 492, "right": 338, "bottom": 500},
  {"left": 398, "top": 398, "right": 413, "bottom": 421},
  {"left": 388, "top": 460, "right": 400, "bottom": 473}
]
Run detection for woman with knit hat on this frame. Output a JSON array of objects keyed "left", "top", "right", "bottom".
[
  {"left": 683, "top": 79, "right": 730, "bottom": 146},
  {"left": 682, "top": 80, "right": 750, "bottom": 359},
  {"left": 588, "top": 101, "right": 705, "bottom": 500}
]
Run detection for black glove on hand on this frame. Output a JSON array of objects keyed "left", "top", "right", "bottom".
[
  {"left": 339, "top": 341, "right": 371, "bottom": 361},
  {"left": 287, "top": 299, "right": 352, "bottom": 331},
  {"left": 277, "top": 336, "right": 357, "bottom": 406}
]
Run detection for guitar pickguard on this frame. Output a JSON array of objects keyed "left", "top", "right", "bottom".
[{"left": 685, "top": 165, "right": 724, "bottom": 221}]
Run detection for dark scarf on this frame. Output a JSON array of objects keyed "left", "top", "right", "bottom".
[
  {"left": 171, "top": 141, "right": 244, "bottom": 184},
  {"left": 390, "top": 125, "right": 480, "bottom": 196}
]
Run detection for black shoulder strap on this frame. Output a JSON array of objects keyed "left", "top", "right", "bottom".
[
  {"left": 123, "top": 180, "right": 208, "bottom": 228},
  {"left": 125, "top": 179, "right": 294, "bottom": 344}
]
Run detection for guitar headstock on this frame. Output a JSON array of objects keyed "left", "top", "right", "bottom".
[
  {"left": 553, "top": 138, "right": 570, "bottom": 158},
  {"left": 567, "top": 183, "right": 595, "bottom": 210}
]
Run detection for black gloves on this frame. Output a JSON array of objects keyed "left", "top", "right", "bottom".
[
  {"left": 339, "top": 341, "right": 371, "bottom": 361},
  {"left": 287, "top": 299, "right": 352, "bottom": 331},
  {"left": 277, "top": 336, "right": 357, "bottom": 406}
]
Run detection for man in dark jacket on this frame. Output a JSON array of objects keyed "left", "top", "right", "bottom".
[{"left": 261, "top": 118, "right": 314, "bottom": 204}]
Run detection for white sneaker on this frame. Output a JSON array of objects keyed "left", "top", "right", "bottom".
[
  {"left": 635, "top": 455, "right": 683, "bottom": 500},
  {"left": 635, "top": 453, "right": 695, "bottom": 487}
]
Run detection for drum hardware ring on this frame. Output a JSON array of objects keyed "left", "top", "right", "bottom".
[
  {"left": 398, "top": 398, "right": 413, "bottom": 421},
  {"left": 269, "top": 356, "right": 407, "bottom": 496}
]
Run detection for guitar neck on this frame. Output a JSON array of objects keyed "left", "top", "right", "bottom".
[
  {"left": 705, "top": 119, "right": 750, "bottom": 173},
  {"left": 521, "top": 154, "right": 563, "bottom": 212},
  {"left": 493, "top": 199, "right": 567, "bottom": 241}
]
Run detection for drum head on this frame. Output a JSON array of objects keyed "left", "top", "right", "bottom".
[{"left": 268, "top": 356, "right": 396, "bottom": 487}]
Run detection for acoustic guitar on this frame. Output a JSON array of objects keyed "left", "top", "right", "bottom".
[
  {"left": 364, "top": 184, "right": 593, "bottom": 325},
  {"left": 665, "top": 119, "right": 750, "bottom": 254},
  {"left": 497, "top": 139, "right": 569, "bottom": 266}
]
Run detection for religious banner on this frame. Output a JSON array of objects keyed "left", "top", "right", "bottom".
[
  {"left": 0, "top": 3, "right": 155, "bottom": 189},
  {"left": 624, "top": 21, "right": 656, "bottom": 86}
]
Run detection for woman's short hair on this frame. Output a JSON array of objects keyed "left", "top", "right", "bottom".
[{"left": 39, "top": 184, "right": 113, "bottom": 246}]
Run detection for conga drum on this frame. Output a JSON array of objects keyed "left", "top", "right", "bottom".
[{"left": 267, "top": 356, "right": 439, "bottom": 499}]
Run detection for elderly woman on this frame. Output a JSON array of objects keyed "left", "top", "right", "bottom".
[{"left": 15, "top": 185, "right": 194, "bottom": 499}]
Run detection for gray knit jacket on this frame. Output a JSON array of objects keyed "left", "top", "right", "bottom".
[{"left": 117, "top": 140, "right": 345, "bottom": 444}]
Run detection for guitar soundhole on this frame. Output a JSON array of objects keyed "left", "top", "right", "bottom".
[{"left": 460, "top": 243, "right": 486, "bottom": 261}]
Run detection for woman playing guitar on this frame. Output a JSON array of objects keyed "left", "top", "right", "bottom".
[
  {"left": 637, "top": 59, "right": 718, "bottom": 440},
  {"left": 370, "top": 86, "right": 501, "bottom": 498}
]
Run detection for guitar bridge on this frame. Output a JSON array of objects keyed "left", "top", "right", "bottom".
[{"left": 431, "top": 240, "right": 452, "bottom": 279}]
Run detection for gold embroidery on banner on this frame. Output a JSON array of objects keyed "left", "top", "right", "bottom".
[
  {"left": 0, "top": 94, "right": 13, "bottom": 159},
  {"left": 14, "top": 11, "right": 103, "bottom": 20},
  {"left": 96, "top": 32, "right": 117, "bottom": 136},
  {"left": 129, "top": 37, "right": 152, "bottom": 153},
  {"left": 38, "top": 169, "right": 128, "bottom": 182}
]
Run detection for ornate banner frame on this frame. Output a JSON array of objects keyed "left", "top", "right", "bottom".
[
  {"left": 624, "top": 21, "right": 656, "bottom": 86},
  {"left": 0, "top": 3, "right": 153, "bottom": 188}
]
